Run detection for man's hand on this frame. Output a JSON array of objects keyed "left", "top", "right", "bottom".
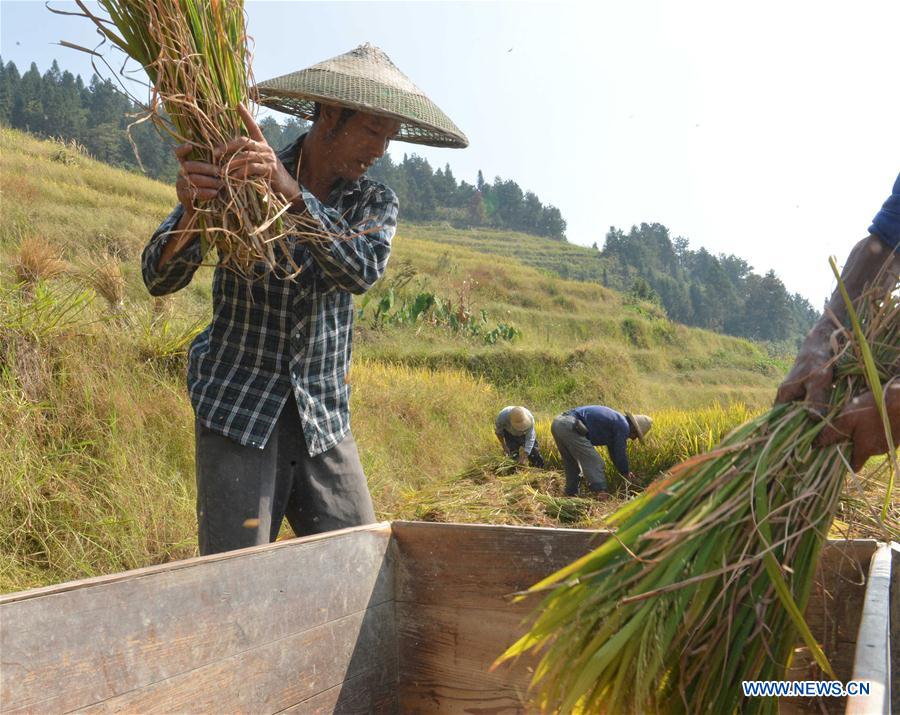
[
  {"left": 174, "top": 142, "right": 223, "bottom": 221},
  {"left": 517, "top": 451, "right": 529, "bottom": 466},
  {"left": 212, "top": 103, "right": 301, "bottom": 203},
  {"left": 816, "top": 383, "right": 900, "bottom": 471},
  {"left": 775, "top": 322, "right": 835, "bottom": 410}
]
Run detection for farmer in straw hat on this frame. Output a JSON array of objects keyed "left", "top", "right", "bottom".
[
  {"left": 777, "top": 174, "right": 899, "bottom": 470},
  {"left": 495, "top": 406, "right": 545, "bottom": 467},
  {"left": 550, "top": 405, "right": 652, "bottom": 501},
  {"left": 141, "top": 44, "right": 467, "bottom": 555}
]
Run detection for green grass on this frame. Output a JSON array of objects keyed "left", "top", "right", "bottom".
[{"left": 0, "top": 125, "right": 817, "bottom": 592}]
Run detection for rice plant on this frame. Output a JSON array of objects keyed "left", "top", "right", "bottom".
[
  {"left": 496, "top": 277, "right": 899, "bottom": 714},
  {"left": 56, "top": 0, "right": 343, "bottom": 280},
  {"left": 13, "top": 237, "right": 69, "bottom": 289},
  {"left": 79, "top": 254, "right": 126, "bottom": 311}
]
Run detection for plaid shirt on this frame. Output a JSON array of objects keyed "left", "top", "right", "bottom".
[{"left": 141, "top": 135, "right": 398, "bottom": 455}]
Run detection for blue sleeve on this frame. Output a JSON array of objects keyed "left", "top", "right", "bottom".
[
  {"left": 524, "top": 425, "right": 536, "bottom": 454},
  {"left": 141, "top": 204, "right": 203, "bottom": 296},
  {"left": 299, "top": 184, "right": 398, "bottom": 294},
  {"left": 609, "top": 426, "right": 630, "bottom": 475},
  {"left": 868, "top": 173, "right": 900, "bottom": 252}
]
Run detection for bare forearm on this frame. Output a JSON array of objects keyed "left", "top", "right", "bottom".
[
  {"left": 822, "top": 235, "right": 899, "bottom": 327},
  {"left": 157, "top": 209, "right": 198, "bottom": 270}
]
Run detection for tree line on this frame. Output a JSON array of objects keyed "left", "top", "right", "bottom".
[
  {"left": 0, "top": 58, "right": 567, "bottom": 239},
  {"left": 0, "top": 57, "right": 816, "bottom": 341},
  {"left": 601, "top": 223, "right": 818, "bottom": 342}
]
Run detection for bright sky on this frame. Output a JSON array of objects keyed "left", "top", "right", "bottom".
[{"left": 2, "top": 0, "right": 898, "bottom": 305}]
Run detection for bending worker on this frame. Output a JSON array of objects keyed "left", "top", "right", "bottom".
[
  {"left": 495, "top": 406, "right": 545, "bottom": 467},
  {"left": 777, "top": 172, "right": 900, "bottom": 470},
  {"left": 551, "top": 405, "right": 652, "bottom": 500},
  {"left": 141, "top": 44, "right": 467, "bottom": 555}
]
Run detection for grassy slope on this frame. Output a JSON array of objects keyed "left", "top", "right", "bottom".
[{"left": 0, "top": 127, "right": 797, "bottom": 590}]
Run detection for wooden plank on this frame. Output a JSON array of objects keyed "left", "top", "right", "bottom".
[
  {"left": 280, "top": 667, "right": 399, "bottom": 714},
  {"left": 392, "top": 521, "right": 608, "bottom": 609},
  {"left": 1, "top": 524, "right": 394, "bottom": 713},
  {"left": 890, "top": 544, "right": 899, "bottom": 715},
  {"left": 845, "top": 544, "right": 892, "bottom": 714},
  {"left": 397, "top": 602, "right": 534, "bottom": 715},
  {"left": 392, "top": 524, "right": 876, "bottom": 715},
  {"left": 0, "top": 522, "right": 392, "bottom": 606},
  {"left": 393, "top": 523, "right": 610, "bottom": 715},
  {"left": 783, "top": 539, "right": 877, "bottom": 714},
  {"left": 73, "top": 601, "right": 397, "bottom": 714}
]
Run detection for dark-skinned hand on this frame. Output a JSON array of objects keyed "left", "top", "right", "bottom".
[
  {"left": 816, "top": 383, "right": 900, "bottom": 471},
  {"left": 173, "top": 103, "right": 300, "bottom": 217},
  {"left": 775, "top": 322, "right": 834, "bottom": 411}
]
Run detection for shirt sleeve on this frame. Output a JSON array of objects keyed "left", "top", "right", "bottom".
[
  {"left": 495, "top": 410, "right": 506, "bottom": 436},
  {"left": 868, "top": 172, "right": 900, "bottom": 252},
  {"left": 141, "top": 204, "right": 203, "bottom": 296},
  {"left": 524, "top": 425, "right": 536, "bottom": 454},
  {"left": 296, "top": 183, "right": 399, "bottom": 294},
  {"left": 608, "top": 425, "right": 630, "bottom": 475}
]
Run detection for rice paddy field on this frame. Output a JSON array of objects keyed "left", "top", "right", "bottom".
[{"left": 0, "top": 126, "right": 892, "bottom": 593}]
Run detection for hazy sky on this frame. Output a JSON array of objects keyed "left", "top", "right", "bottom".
[{"left": 2, "top": 0, "right": 898, "bottom": 304}]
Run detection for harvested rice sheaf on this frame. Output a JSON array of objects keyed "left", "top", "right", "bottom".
[
  {"left": 498, "top": 277, "right": 899, "bottom": 714},
  {"left": 59, "top": 0, "right": 336, "bottom": 279}
]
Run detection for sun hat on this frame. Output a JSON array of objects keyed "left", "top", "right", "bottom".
[
  {"left": 254, "top": 43, "right": 468, "bottom": 149},
  {"left": 509, "top": 406, "right": 534, "bottom": 433},
  {"left": 625, "top": 413, "right": 653, "bottom": 443}
]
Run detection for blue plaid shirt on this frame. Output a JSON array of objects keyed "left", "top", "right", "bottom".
[{"left": 141, "top": 135, "right": 398, "bottom": 454}]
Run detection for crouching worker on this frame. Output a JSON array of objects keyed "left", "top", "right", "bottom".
[
  {"left": 551, "top": 405, "right": 652, "bottom": 500},
  {"left": 495, "top": 406, "right": 545, "bottom": 467}
]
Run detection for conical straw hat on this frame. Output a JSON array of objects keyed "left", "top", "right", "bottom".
[
  {"left": 254, "top": 43, "right": 468, "bottom": 149},
  {"left": 625, "top": 413, "right": 653, "bottom": 443}
]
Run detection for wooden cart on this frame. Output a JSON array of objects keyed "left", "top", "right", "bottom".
[{"left": 1, "top": 522, "right": 895, "bottom": 714}]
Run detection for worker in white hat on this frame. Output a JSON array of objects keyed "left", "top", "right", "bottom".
[
  {"left": 142, "top": 44, "right": 467, "bottom": 556},
  {"left": 495, "top": 406, "right": 545, "bottom": 467},
  {"left": 550, "top": 405, "right": 652, "bottom": 500}
]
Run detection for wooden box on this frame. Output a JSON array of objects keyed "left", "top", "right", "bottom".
[{"left": 1, "top": 522, "right": 895, "bottom": 714}]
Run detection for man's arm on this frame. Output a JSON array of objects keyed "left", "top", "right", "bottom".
[
  {"left": 608, "top": 427, "right": 630, "bottom": 476},
  {"left": 776, "top": 235, "right": 899, "bottom": 408},
  {"left": 778, "top": 173, "right": 900, "bottom": 408},
  {"left": 296, "top": 184, "right": 398, "bottom": 294},
  {"left": 141, "top": 204, "right": 203, "bottom": 296}
]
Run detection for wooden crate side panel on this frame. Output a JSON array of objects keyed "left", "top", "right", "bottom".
[
  {"left": 392, "top": 523, "right": 876, "bottom": 715},
  {"left": 1, "top": 526, "right": 394, "bottom": 713},
  {"left": 392, "top": 521, "right": 605, "bottom": 610},
  {"left": 280, "top": 667, "right": 400, "bottom": 715},
  {"left": 397, "top": 602, "right": 533, "bottom": 715},
  {"left": 784, "top": 539, "right": 878, "bottom": 714},
  {"left": 72, "top": 602, "right": 397, "bottom": 715},
  {"left": 393, "top": 522, "right": 605, "bottom": 714}
]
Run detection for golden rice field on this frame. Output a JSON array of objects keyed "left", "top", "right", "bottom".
[{"left": 2, "top": 126, "right": 889, "bottom": 594}]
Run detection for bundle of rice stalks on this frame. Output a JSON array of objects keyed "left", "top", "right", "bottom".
[
  {"left": 80, "top": 254, "right": 126, "bottom": 311},
  {"left": 13, "top": 237, "right": 68, "bottom": 289},
  {"left": 57, "top": 0, "right": 334, "bottom": 279},
  {"left": 496, "top": 274, "right": 898, "bottom": 714}
]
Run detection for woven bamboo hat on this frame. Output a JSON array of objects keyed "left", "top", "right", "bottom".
[
  {"left": 625, "top": 413, "right": 653, "bottom": 443},
  {"left": 254, "top": 43, "right": 468, "bottom": 149},
  {"left": 509, "top": 407, "right": 533, "bottom": 433}
]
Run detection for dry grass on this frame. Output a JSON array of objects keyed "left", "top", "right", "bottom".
[
  {"left": 13, "top": 237, "right": 68, "bottom": 287},
  {"left": 79, "top": 254, "right": 127, "bottom": 310}
]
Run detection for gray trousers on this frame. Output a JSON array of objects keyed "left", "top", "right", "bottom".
[
  {"left": 195, "top": 401, "right": 376, "bottom": 556},
  {"left": 551, "top": 414, "right": 608, "bottom": 496}
]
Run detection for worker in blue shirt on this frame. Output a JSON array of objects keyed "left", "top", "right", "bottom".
[
  {"left": 551, "top": 406, "right": 652, "bottom": 500},
  {"left": 777, "top": 173, "right": 899, "bottom": 470}
]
